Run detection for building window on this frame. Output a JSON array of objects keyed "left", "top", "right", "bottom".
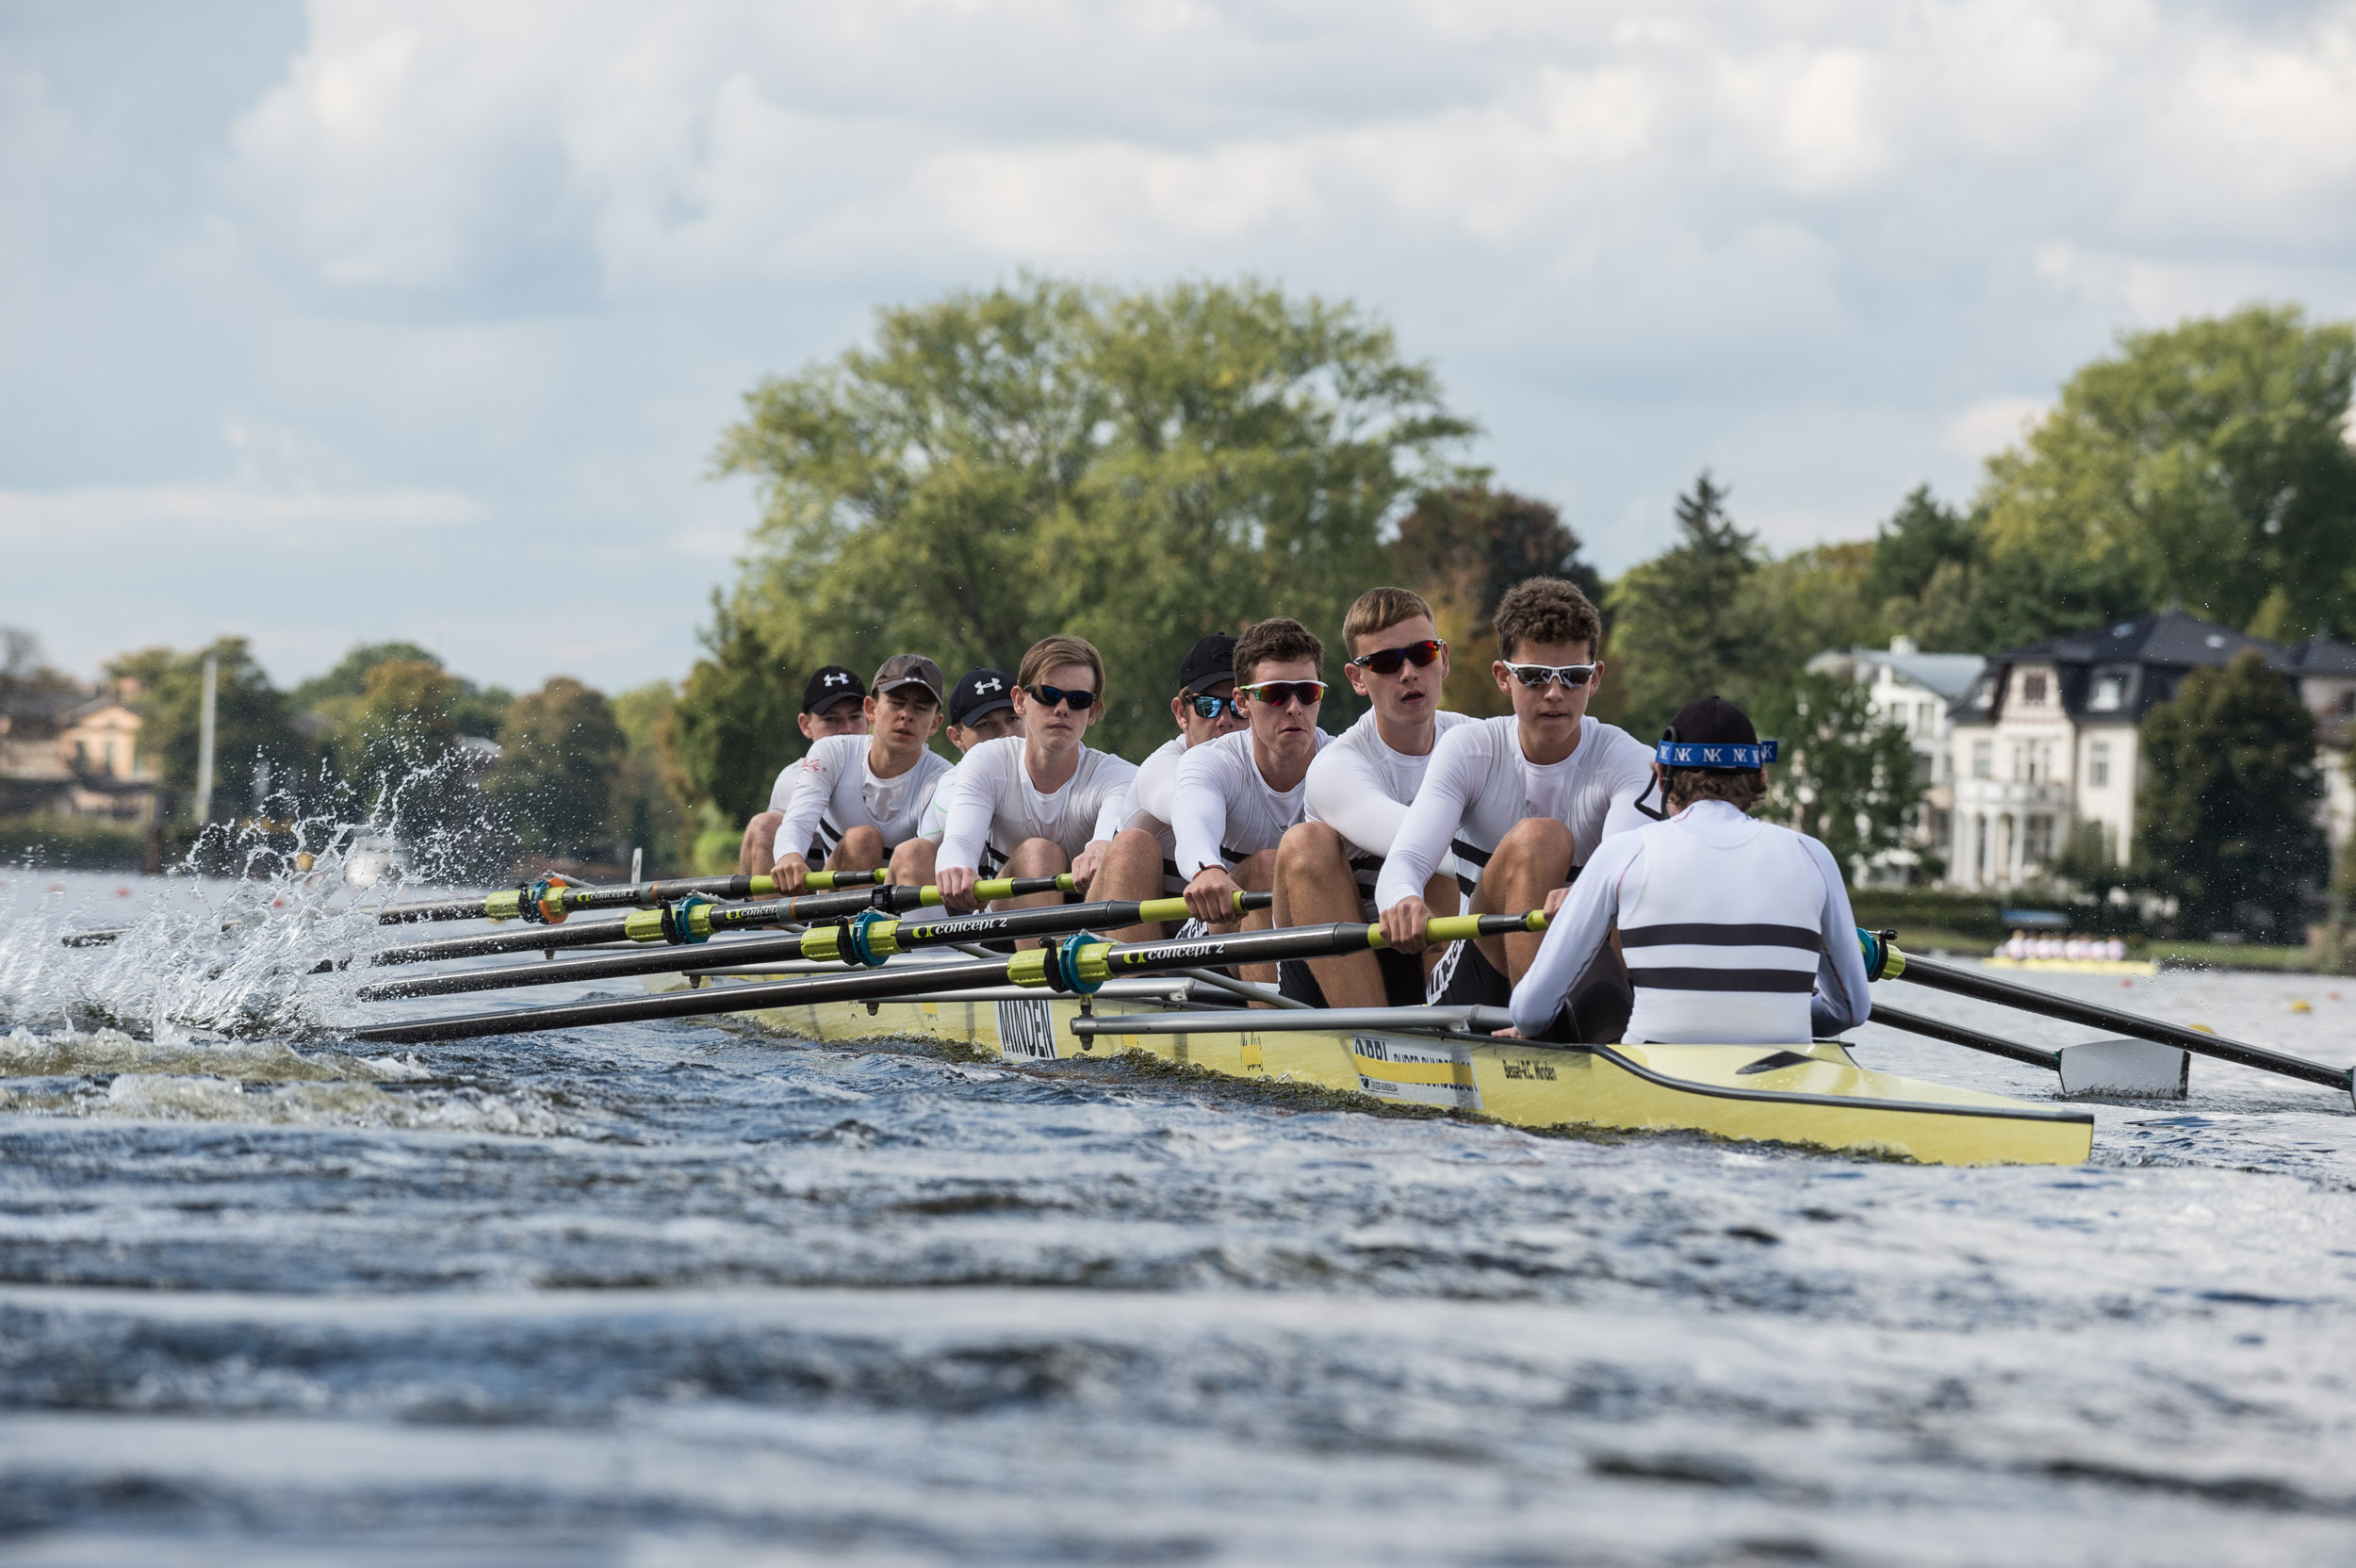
[
  {"left": 2022, "top": 672, "right": 2049, "bottom": 705},
  {"left": 1912, "top": 751, "right": 1933, "bottom": 785},
  {"left": 2091, "top": 676, "right": 2125, "bottom": 710},
  {"left": 2025, "top": 814, "right": 2054, "bottom": 863},
  {"left": 2089, "top": 742, "right": 2109, "bottom": 789},
  {"left": 1972, "top": 741, "right": 1992, "bottom": 780}
]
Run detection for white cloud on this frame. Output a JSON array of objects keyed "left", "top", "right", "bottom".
[
  {"left": 0, "top": 483, "right": 480, "bottom": 545},
  {"left": 1944, "top": 397, "right": 2048, "bottom": 461}
]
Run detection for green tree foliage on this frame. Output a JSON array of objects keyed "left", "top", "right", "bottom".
[
  {"left": 292, "top": 642, "right": 511, "bottom": 750},
  {"left": 609, "top": 679, "right": 693, "bottom": 869},
  {"left": 1977, "top": 304, "right": 2356, "bottom": 641},
  {"left": 485, "top": 678, "right": 627, "bottom": 861},
  {"left": 1605, "top": 471, "right": 1777, "bottom": 739},
  {"left": 1752, "top": 672, "right": 1924, "bottom": 885},
  {"left": 2134, "top": 649, "right": 2325, "bottom": 936},
  {"left": 689, "top": 273, "right": 1474, "bottom": 801},
  {"left": 105, "top": 639, "right": 307, "bottom": 823},
  {"left": 670, "top": 600, "right": 803, "bottom": 825},
  {"left": 1391, "top": 485, "right": 1603, "bottom": 717}
]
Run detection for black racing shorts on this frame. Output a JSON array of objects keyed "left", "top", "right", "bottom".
[
  {"left": 1276, "top": 947, "right": 1428, "bottom": 1009},
  {"left": 1428, "top": 936, "right": 1635, "bottom": 1044}
]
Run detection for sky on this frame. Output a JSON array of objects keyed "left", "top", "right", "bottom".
[{"left": 4, "top": 0, "right": 2354, "bottom": 694}]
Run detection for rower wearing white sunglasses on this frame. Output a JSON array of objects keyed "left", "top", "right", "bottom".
[{"left": 1374, "top": 577, "right": 1655, "bottom": 1014}]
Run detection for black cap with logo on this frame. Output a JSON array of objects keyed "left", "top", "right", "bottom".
[
  {"left": 949, "top": 668, "right": 1017, "bottom": 727},
  {"left": 872, "top": 653, "right": 946, "bottom": 705},
  {"left": 1176, "top": 633, "right": 1237, "bottom": 695},
  {"left": 800, "top": 665, "right": 866, "bottom": 715}
]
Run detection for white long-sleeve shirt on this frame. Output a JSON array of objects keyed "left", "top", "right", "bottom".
[
  {"left": 1118, "top": 735, "right": 1189, "bottom": 858},
  {"left": 1373, "top": 715, "right": 1655, "bottom": 912},
  {"left": 767, "top": 736, "right": 954, "bottom": 861},
  {"left": 1508, "top": 800, "right": 1872, "bottom": 1044},
  {"left": 936, "top": 736, "right": 1137, "bottom": 874},
  {"left": 1170, "top": 728, "right": 1330, "bottom": 878},
  {"left": 1305, "top": 709, "right": 1475, "bottom": 859}
]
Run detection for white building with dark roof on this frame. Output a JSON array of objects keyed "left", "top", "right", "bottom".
[
  {"left": 1806, "top": 636, "right": 1986, "bottom": 880},
  {"left": 1945, "top": 609, "right": 2356, "bottom": 890}
]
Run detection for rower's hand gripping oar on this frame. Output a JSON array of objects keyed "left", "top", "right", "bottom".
[
  {"left": 1858, "top": 930, "right": 2354, "bottom": 1103},
  {"left": 349, "top": 875, "right": 1075, "bottom": 970},
  {"left": 346, "top": 911, "right": 1546, "bottom": 1045},
  {"left": 375, "top": 868, "right": 883, "bottom": 926},
  {"left": 355, "top": 890, "right": 1274, "bottom": 1001}
]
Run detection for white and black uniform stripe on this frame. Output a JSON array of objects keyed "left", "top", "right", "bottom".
[
  {"left": 1170, "top": 727, "right": 1331, "bottom": 879},
  {"left": 936, "top": 736, "right": 1137, "bottom": 876},
  {"left": 1508, "top": 799, "right": 1872, "bottom": 1045},
  {"left": 1374, "top": 714, "right": 1654, "bottom": 912},
  {"left": 1304, "top": 709, "right": 1472, "bottom": 911},
  {"left": 767, "top": 735, "right": 954, "bottom": 861}
]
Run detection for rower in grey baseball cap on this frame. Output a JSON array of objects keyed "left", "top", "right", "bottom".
[{"left": 871, "top": 653, "right": 946, "bottom": 704}]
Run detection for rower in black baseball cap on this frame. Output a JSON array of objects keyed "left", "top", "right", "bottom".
[
  {"left": 888, "top": 666, "right": 1023, "bottom": 890},
  {"left": 1088, "top": 631, "right": 1250, "bottom": 939},
  {"left": 1506, "top": 695, "right": 1872, "bottom": 1047},
  {"left": 799, "top": 665, "right": 870, "bottom": 740}
]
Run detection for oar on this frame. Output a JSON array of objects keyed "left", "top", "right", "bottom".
[
  {"left": 347, "top": 875, "right": 1076, "bottom": 969},
  {"left": 354, "top": 890, "right": 1273, "bottom": 1000},
  {"left": 375, "top": 869, "right": 881, "bottom": 925},
  {"left": 346, "top": 912, "right": 1545, "bottom": 1045},
  {"left": 1868, "top": 939, "right": 2352, "bottom": 1101},
  {"left": 1867, "top": 1000, "right": 2059, "bottom": 1072}
]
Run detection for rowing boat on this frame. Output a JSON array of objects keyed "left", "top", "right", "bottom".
[{"left": 650, "top": 957, "right": 2095, "bottom": 1167}]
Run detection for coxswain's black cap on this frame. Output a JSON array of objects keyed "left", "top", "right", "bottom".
[
  {"left": 1176, "top": 633, "right": 1237, "bottom": 695},
  {"left": 949, "top": 667, "right": 1016, "bottom": 727},
  {"left": 801, "top": 665, "right": 866, "bottom": 715},
  {"left": 871, "top": 653, "right": 946, "bottom": 705},
  {"left": 1656, "top": 695, "right": 1777, "bottom": 768}
]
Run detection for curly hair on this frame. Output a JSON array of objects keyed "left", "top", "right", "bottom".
[
  {"left": 1234, "top": 616, "right": 1324, "bottom": 686},
  {"left": 1664, "top": 768, "right": 1767, "bottom": 813},
  {"left": 1493, "top": 578, "right": 1602, "bottom": 661}
]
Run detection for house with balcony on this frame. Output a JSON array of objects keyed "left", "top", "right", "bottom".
[
  {"left": 1945, "top": 609, "right": 2356, "bottom": 890},
  {"left": 1805, "top": 636, "right": 1986, "bottom": 877},
  {"left": 0, "top": 684, "right": 158, "bottom": 823}
]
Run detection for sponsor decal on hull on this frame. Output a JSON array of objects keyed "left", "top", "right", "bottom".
[
  {"left": 994, "top": 999, "right": 1059, "bottom": 1061},
  {"left": 1350, "top": 1035, "right": 1482, "bottom": 1112}
]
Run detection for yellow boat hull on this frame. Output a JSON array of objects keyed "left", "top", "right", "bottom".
[{"left": 705, "top": 983, "right": 2092, "bottom": 1168}]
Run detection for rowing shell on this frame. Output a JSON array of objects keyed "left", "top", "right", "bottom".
[{"left": 656, "top": 965, "right": 2093, "bottom": 1167}]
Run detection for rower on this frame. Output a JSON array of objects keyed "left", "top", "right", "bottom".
[
  {"left": 1507, "top": 696, "right": 1872, "bottom": 1044},
  {"left": 1169, "top": 617, "right": 1331, "bottom": 987},
  {"left": 1275, "top": 587, "right": 1471, "bottom": 1007},
  {"left": 1376, "top": 577, "right": 1654, "bottom": 1008},
  {"left": 936, "top": 636, "right": 1137, "bottom": 914},
  {"left": 764, "top": 655, "right": 954, "bottom": 895},
  {"left": 737, "top": 663, "right": 873, "bottom": 874},
  {"left": 1088, "top": 633, "right": 1247, "bottom": 940},
  {"left": 890, "top": 666, "right": 1022, "bottom": 889}
]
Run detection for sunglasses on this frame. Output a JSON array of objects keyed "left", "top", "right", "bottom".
[
  {"left": 1023, "top": 682, "right": 1098, "bottom": 711},
  {"left": 1186, "top": 692, "right": 1243, "bottom": 720},
  {"left": 1238, "top": 680, "right": 1327, "bottom": 709},
  {"left": 1501, "top": 662, "right": 1600, "bottom": 690},
  {"left": 1349, "top": 638, "right": 1446, "bottom": 676}
]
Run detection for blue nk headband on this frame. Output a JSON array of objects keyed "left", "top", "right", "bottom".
[{"left": 1655, "top": 739, "right": 1779, "bottom": 769}]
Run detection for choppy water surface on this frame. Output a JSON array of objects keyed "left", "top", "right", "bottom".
[{"left": 5, "top": 868, "right": 2356, "bottom": 1565}]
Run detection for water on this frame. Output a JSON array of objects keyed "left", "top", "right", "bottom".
[{"left": 4, "top": 868, "right": 2356, "bottom": 1563}]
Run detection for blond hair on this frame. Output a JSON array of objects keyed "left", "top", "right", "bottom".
[
  {"left": 1017, "top": 634, "right": 1106, "bottom": 696},
  {"left": 1341, "top": 586, "right": 1435, "bottom": 656}
]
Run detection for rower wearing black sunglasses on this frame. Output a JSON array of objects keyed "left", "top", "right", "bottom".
[
  {"left": 1376, "top": 577, "right": 1655, "bottom": 1018},
  {"left": 1273, "top": 586, "right": 1474, "bottom": 1009},
  {"left": 936, "top": 634, "right": 1138, "bottom": 916},
  {"left": 1090, "top": 633, "right": 1249, "bottom": 941},
  {"left": 1169, "top": 617, "right": 1333, "bottom": 982}
]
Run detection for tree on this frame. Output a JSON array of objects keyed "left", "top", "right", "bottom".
[
  {"left": 697, "top": 273, "right": 1476, "bottom": 789},
  {"left": 669, "top": 599, "right": 804, "bottom": 826},
  {"left": 1866, "top": 485, "right": 1978, "bottom": 612},
  {"left": 291, "top": 642, "right": 511, "bottom": 750},
  {"left": 1751, "top": 672, "right": 1923, "bottom": 885},
  {"left": 2135, "top": 648, "right": 2325, "bottom": 937},
  {"left": 486, "top": 678, "right": 627, "bottom": 862},
  {"left": 1390, "top": 485, "right": 1604, "bottom": 716},
  {"left": 611, "top": 679, "right": 694, "bottom": 871},
  {"left": 105, "top": 639, "right": 308, "bottom": 824},
  {"left": 1976, "top": 304, "right": 2356, "bottom": 639},
  {"left": 1605, "top": 471, "right": 1776, "bottom": 740}
]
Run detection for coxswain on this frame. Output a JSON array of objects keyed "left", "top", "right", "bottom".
[
  {"left": 1088, "top": 633, "right": 1247, "bottom": 940},
  {"left": 1167, "top": 617, "right": 1332, "bottom": 988},
  {"left": 1507, "top": 696, "right": 1872, "bottom": 1044},
  {"left": 936, "top": 636, "right": 1137, "bottom": 914},
  {"left": 1275, "top": 586, "right": 1470, "bottom": 1007},
  {"left": 737, "top": 663, "right": 873, "bottom": 874},
  {"left": 1376, "top": 577, "right": 1654, "bottom": 1007},
  {"left": 764, "top": 655, "right": 953, "bottom": 895},
  {"left": 890, "top": 666, "right": 1022, "bottom": 889}
]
